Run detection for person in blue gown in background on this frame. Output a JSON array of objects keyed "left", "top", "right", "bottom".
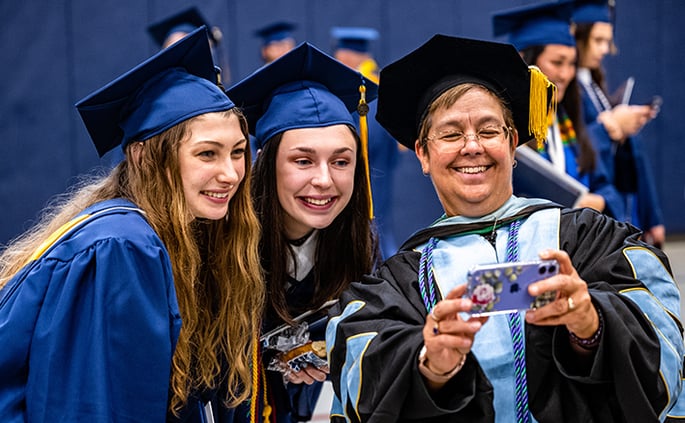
[
  {"left": 0, "top": 28, "right": 265, "bottom": 422},
  {"left": 330, "top": 26, "right": 401, "bottom": 260},
  {"left": 572, "top": 0, "right": 665, "bottom": 247},
  {"left": 253, "top": 21, "right": 298, "bottom": 65},
  {"left": 493, "top": 0, "right": 626, "bottom": 220}
]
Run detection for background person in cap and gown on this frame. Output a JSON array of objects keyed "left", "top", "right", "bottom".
[
  {"left": 331, "top": 26, "right": 401, "bottom": 259},
  {"left": 226, "top": 42, "right": 379, "bottom": 422},
  {"left": 325, "top": 34, "right": 683, "bottom": 422},
  {"left": 493, "top": 0, "right": 626, "bottom": 221},
  {"left": 0, "top": 28, "right": 265, "bottom": 422},
  {"left": 572, "top": 0, "right": 665, "bottom": 248},
  {"left": 148, "top": 6, "right": 230, "bottom": 83},
  {"left": 253, "top": 21, "right": 298, "bottom": 64}
]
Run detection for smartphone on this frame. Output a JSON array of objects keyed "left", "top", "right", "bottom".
[
  {"left": 646, "top": 95, "right": 663, "bottom": 114},
  {"left": 465, "top": 260, "right": 559, "bottom": 316}
]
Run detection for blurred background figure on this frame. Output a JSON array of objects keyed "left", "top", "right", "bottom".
[
  {"left": 330, "top": 26, "right": 380, "bottom": 83},
  {"left": 331, "top": 26, "right": 401, "bottom": 259},
  {"left": 147, "top": 6, "right": 229, "bottom": 82},
  {"left": 253, "top": 21, "right": 298, "bottom": 64},
  {"left": 493, "top": 0, "right": 626, "bottom": 220},
  {"left": 147, "top": 6, "right": 223, "bottom": 51},
  {"left": 572, "top": 0, "right": 665, "bottom": 247}
]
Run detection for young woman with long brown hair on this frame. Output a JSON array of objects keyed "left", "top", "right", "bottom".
[
  {"left": 0, "top": 28, "right": 264, "bottom": 422},
  {"left": 227, "top": 42, "right": 379, "bottom": 422}
]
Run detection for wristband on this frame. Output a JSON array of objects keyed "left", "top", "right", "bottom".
[{"left": 568, "top": 307, "right": 603, "bottom": 349}]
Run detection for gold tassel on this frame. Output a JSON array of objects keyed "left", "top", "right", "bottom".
[
  {"left": 358, "top": 84, "right": 374, "bottom": 220},
  {"left": 214, "top": 65, "right": 226, "bottom": 91},
  {"left": 528, "top": 65, "right": 557, "bottom": 150},
  {"left": 261, "top": 365, "right": 271, "bottom": 421},
  {"left": 358, "top": 58, "right": 380, "bottom": 84}
]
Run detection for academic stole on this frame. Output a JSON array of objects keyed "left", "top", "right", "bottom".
[
  {"left": 418, "top": 219, "right": 530, "bottom": 422},
  {"left": 538, "top": 107, "right": 577, "bottom": 153}
]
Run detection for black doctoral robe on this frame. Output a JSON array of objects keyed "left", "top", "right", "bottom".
[{"left": 328, "top": 202, "right": 682, "bottom": 422}]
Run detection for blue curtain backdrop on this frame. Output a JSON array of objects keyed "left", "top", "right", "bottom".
[{"left": 1, "top": 0, "right": 683, "bottom": 245}]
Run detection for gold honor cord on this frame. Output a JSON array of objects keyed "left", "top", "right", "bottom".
[
  {"left": 248, "top": 334, "right": 272, "bottom": 421},
  {"left": 27, "top": 214, "right": 91, "bottom": 263}
]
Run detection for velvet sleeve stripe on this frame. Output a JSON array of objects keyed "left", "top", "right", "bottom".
[
  {"left": 326, "top": 300, "right": 379, "bottom": 422},
  {"left": 340, "top": 332, "right": 377, "bottom": 422},
  {"left": 620, "top": 247, "right": 685, "bottom": 418}
]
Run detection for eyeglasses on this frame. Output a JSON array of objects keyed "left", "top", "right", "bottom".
[{"left": 424, "top": 125, "right": 512, "bottom": 152}]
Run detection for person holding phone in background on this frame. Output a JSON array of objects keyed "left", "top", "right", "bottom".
[
  {"left": 573, "top": 0, "right": 665, "bottom": 247},
  {"left": 494, "top": 0, "right": 626, "bottom": 221},
  {"left": 326, "top": 34, "right": 683, "bottom": 422}
]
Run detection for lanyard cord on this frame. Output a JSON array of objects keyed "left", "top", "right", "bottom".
[
  {"left": 418, "top": 220, "right": 529, "bottom": 422},
  {"left": 505, "top": 220, "right": 530, "bottom": 423}
]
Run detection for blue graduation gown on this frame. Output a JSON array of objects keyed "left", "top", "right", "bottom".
[
  {"left": 261, "top": 269, "right": 325, "bottom": 423},
  {"left": 579, "top": 75, "right": 664, "bottom": 230},
  {"left": 0, "top": 198, "right": 249, "bottom": 422},
  {"left": 0, "top": 199, "right": 180, "bottom": 421},
  {"left": 535, "top": 116, "right": 626, "bottom": 221}
]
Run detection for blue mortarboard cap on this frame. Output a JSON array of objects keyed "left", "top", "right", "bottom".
[
  {"left": 76, "top": 27, "right": 234, "bottom": 157},
  {"left": 147, "top": 7, "right": 218, "bottom": 47},
  {"left": 376, "top": 34, "right": 555, "bottom": 149},
  {"left": 226, "top": 42, "right": 378, "bottom": 149},
  {"left": 492, "top": 0, "right": 575, "bottom": 51},
  {"left": 572, "top": 0, "right": 613, "bottom": 24},
  {"left": 253, "top": 21, "right": 297, "bottom": 46},
  {"left": 331, "top": 27, "right": 379, "bottom": 53}
]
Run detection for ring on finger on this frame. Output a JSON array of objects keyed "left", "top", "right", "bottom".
[{"left": 567, "top": 296, "right": 575, "bottom": 312}]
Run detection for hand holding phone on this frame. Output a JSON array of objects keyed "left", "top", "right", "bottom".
[
  {"left": 646, "top": 95, "right": 662, "bottom": 116},
  {"left": 465, "top": 260, "right": 559, "bottom": 316}
]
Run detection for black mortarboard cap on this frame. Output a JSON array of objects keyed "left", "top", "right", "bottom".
[
  {"left": 253, "top": 21, "right": 297, "bottom": 46},
  {"left": 147, "top": 7, "right": 218, "bottom": 47},
  {"left": 76, "top": 27, "right": 234, "bottom": 157},
  {"left": 226, "top": 42, "right": 378, "bottom": 149},
  {"left": 376, "top": 34, "right": 554, "bottom": 150}
]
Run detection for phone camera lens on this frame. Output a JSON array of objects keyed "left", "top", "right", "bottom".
[
  {"left": 538, "top": 266, "right": 546, "bottom": 275},
  {"left": 548, "top": 265, "right": 556, "bottom": 273}
]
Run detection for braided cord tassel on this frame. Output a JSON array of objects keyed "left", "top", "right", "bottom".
[
  {"left": 507, "top": 311, "right": 529, "bottom": 422},
  {"left": 249, "top": 333, "right": 259, "bottom": 422},
  {"left": 418, "top": 237, "right": 439, "bottom": 312},
  {"left": 505, "top": 220, "right": 530, "bottom": 423},
  {"left": 505, "top": 219, "right": 521, "bottom": 264}
]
